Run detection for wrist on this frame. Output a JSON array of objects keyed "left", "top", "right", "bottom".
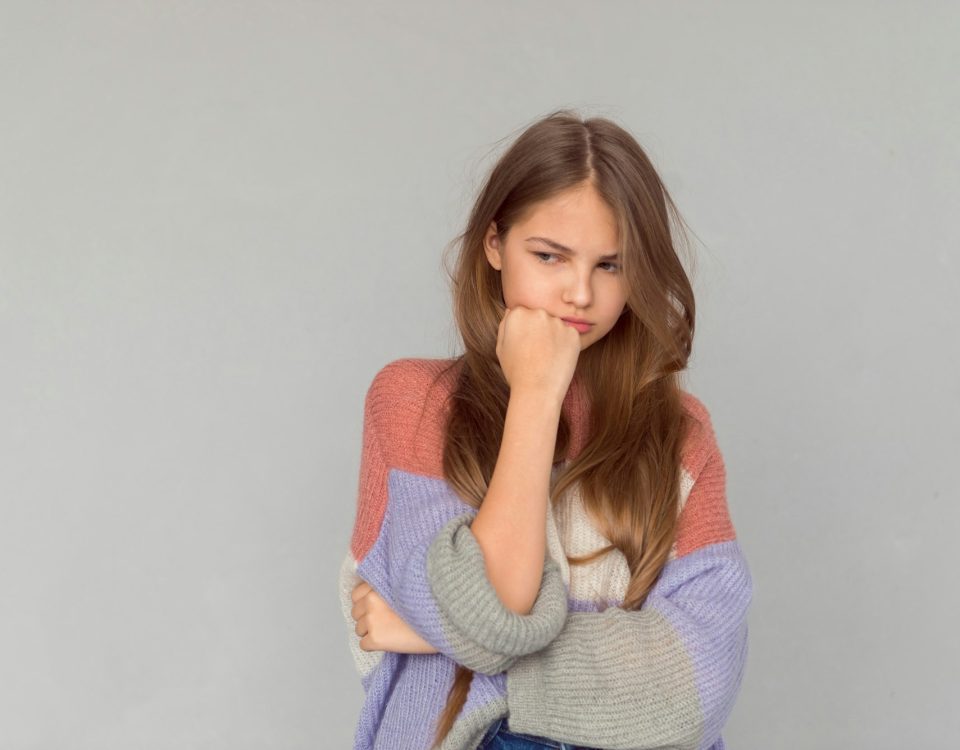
[{"left": 508, "top": 387, "right": 565, "bottom": 416}]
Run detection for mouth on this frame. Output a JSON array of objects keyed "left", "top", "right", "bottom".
[{"left": 561, "top": 317, "right": 594, "bottom": 333}]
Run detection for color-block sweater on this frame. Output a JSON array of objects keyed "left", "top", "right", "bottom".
[{"left": 337, "top": 357, "right": 752, "bottom": 750}]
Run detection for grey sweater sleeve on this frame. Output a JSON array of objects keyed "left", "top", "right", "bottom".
[{"left": 505, "top": 540, "right": 752, "bottom": 750}]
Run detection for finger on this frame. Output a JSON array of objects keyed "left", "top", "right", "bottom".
[
  {"left": 351, "top": 599, "right": 364, "bottom": 621},
  {"left": 351, "top": 581, "right": 370, "bottom": 602},
  {"left": 358, "top": 627, "right": 378, "bottom": 652},
  {"left": 354, "top": 613, "right": 367, "bottom": 638}
]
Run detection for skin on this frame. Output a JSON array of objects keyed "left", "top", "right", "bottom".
[{"left": 351, "top": 180, "right": 630, "bottom": 653}]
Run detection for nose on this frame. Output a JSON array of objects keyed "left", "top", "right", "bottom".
[{"left": 562, "top": 265, "right": 594, "bottom": 308}]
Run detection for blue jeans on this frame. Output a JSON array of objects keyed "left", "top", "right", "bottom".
[{"left": 476, "top": 716, "right": 598, "bottom": 750}]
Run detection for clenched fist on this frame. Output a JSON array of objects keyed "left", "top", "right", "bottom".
[{"left": 496, "top": 305, "right": 581, "bottom": 402}]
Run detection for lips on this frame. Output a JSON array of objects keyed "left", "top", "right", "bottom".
[{"left": 561, "top": 317, "right": 593, "bottom": 333}]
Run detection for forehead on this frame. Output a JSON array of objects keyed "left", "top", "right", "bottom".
[{"left": 515, "top": 185, "right": 619, "bottom": 248}]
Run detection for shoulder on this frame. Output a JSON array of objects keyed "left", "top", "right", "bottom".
[
  {"left": 363, "top": 357, "right": 462, "bottom": 475},
  {"left": 674, "top": 389, "right": 737, "bottom": 554},
  {"left": 678, "top": 389, "right": 723, "bottom": 480},
  {"left": 367, "top": 356, "right": 458, "bottom": 399},
  {"left": 365, "top": 357, "right": 461, "bottom": 424}
]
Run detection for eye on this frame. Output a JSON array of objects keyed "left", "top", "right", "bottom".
[{"left": 533, "top": 251, "right": 620, "bottom": 273}]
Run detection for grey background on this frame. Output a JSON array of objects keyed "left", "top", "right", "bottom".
[{"left": 1, "top": 1, "right": 957, "bottom": 748}]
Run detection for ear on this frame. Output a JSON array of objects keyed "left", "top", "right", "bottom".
[{"left": 483, "top": 220, "right": 503, "bottom": 271}]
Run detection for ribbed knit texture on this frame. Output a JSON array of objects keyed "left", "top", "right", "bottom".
[{"left": 337, "top": 357, "right": 752, "bottom": 750}]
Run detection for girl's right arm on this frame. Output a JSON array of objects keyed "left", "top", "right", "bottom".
[
  {"left": 470, "top": 305, "right": 582, "bottom": 615},
  {"left": 469, "top": 388, "right": 564, "bottom": 615}
]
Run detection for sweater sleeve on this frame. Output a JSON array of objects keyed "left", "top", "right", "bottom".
[
  {"left": 504, "top": 442, "right": 752, "bottom": 750},
  {"left": 341, "top": 360, "right": 569, "bottom": 677}
]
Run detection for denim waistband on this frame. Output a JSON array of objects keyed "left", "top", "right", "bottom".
[{"left": 478, "top": 716, "right": 577, "bottom": 749}]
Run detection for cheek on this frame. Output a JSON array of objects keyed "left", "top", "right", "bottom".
[
  {"left": 499, "top": 274, "right": 516, "bottom": 304},
  {"left": 500, "top": 272, "right": 539, "bottom": 308},
  {"left": 600, "top": 297, "right": 628, "bottom": 328}
]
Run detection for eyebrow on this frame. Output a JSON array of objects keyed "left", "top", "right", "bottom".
[{"left": 524, "top": 236, "right": 620, "bottom": 260}]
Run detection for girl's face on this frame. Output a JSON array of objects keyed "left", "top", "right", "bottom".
[{"left": 483, "top": 181, "right": 630, "bottom": 350}]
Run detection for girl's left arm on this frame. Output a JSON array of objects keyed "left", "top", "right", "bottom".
[{"left": 504, "top": 440, "right": 753, "bottom": 750}]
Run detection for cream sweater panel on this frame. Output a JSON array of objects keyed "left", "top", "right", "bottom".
[{"left": 544, "top": 462, "right": 696, "bottom": 604}]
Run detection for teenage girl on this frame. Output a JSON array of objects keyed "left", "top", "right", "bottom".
[{"left": 341, "top": 109, "right": 752, "bottom": 750}]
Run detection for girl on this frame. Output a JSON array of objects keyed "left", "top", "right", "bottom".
[{"left": 338, "top": 109, "right": 752, "bottom": 750}]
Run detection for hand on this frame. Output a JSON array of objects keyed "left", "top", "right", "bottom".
[
  {"left": 496, "top": 305, "right": 581, "bottom": 402},
  {"left": 350, "top": 580, "right": 439, "bottom": 654}
]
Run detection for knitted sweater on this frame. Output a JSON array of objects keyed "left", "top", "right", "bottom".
[{"left": 337, "top": 357, "right": 752, "bottom": 750}]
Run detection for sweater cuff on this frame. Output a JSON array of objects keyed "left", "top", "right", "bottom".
[{"left": 425, "top": 511, "right": 569, "bottom": 673}]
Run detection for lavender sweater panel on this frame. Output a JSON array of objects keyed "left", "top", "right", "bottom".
[
  {"left": 369, "top": 653, "right": 508, "bottom": 750},
  {"left": 353, "top": 468, "right": 469, "bottom": 663},
  {"left": 351, "top": 648, "right": 509, "bottom": 750},
  {"left": 651, "top": 541, "right": 750, "bottom": 750}
]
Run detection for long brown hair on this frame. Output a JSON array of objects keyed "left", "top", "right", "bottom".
[{"left": 429, "top": 109, "right": 699, "bottom": 748}]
